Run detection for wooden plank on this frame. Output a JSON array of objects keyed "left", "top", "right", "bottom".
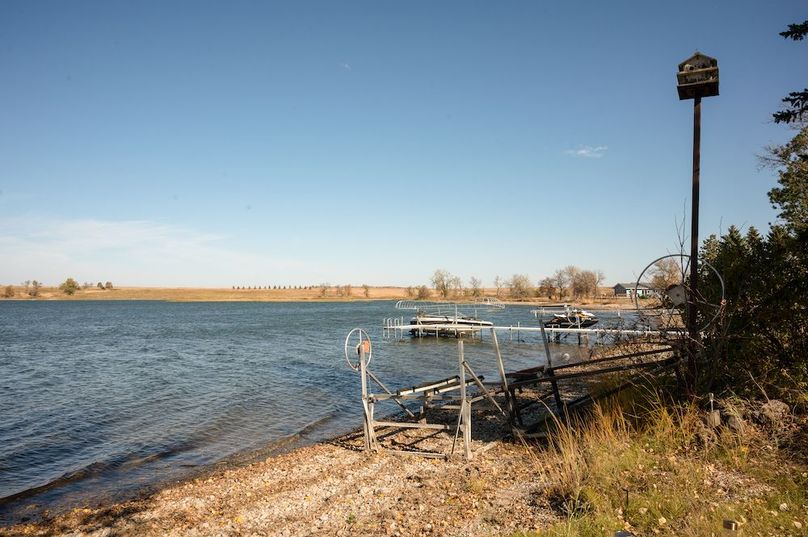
[{"left": 380, "top": 448, "right": 448, "bottom": 459}]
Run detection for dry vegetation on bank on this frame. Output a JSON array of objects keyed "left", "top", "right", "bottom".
[{"left": 0, "top": 285, "right": 636, "bottom": 307}]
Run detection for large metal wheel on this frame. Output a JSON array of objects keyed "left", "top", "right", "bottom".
[
  {"left": 633, "top": 254, "right": 725, "bottom": 334},
  {"left": 344, "top": 328, "right": 373, "bottom": 371}
]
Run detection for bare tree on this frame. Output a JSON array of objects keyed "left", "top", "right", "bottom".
[
  {"left": 551, "top": 269, "right": 569, "bottom": 300},
  {"left": 468, "top": 276, "right": 482, "bottom": 298},
  {"left": 572, "top": 270, "right": 598, "bottom": 298},
  {"left": 508, "top": 274, "right": 533, "bottom": 300},
  {"left": 650, "top": 258, "right": 681, "bottom": 290},
  {"left": 319, "top": 283, "right": 330, "bottom": 297},
  {"left": 538, "top": 277, "right": 555, "bottom": 299},
  {"left": 449, "top": 275, "right": 463, "bottom": 298},
  {"left": 594, "top": 270, "right": 605, "bottom": 297},
  {"left": 3, "top": 285, "right": 14, "bottom": 298},
  {"left": 562, "top": 265, "right": 581, "bottom": 297},
  {"left": 416, "top": 285, "right": 431, "bottom": 300},
  {"left": 431, "top": 269, "right": 452, "bottom": 299},
  {"left": 362, "top": 284, "right": 370, "bottom": 298},
  {"left": 494, "top": 275, "right": 503, "bottom": 298}
]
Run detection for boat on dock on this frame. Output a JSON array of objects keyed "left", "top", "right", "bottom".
[
  {"left": 410, "top": 314, "right": 494, "bottom": 337},
  {"left": 532, "top": 305, "right": 599, "bottom": 329},
  {"left": 394, "top": 299, "right": 504, "bottom": 338}
]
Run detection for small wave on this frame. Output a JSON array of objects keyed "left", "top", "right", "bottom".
[
  {"left": 296, "top": 412, "right": 338, "bottom": 438},
  {"left": 0, "top": 439, "right": 202, "bottom": 508},
  {"left": 224, "top": 411, "right": 339, "bottom": 467}
]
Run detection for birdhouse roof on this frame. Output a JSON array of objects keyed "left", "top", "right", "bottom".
[{"left": 678, "top": 52, "right": 718, "bottom": 72}]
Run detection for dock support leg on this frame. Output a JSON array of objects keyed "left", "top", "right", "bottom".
[
  {"left": 458, "top": 340, "right": 472, "bottom": 460},
  {"left": 359, "top": 346, "right": 375, "bottom": 451},
  {"left": 491, "top": 328, "right": 514, "bottom": 422},
  {"left": 539, "top": 324, "right": 565, "bottom": 417}
]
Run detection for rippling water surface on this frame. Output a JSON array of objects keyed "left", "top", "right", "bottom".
[{"left": 0, "top": 300, "right": 630, "bottom": 523}]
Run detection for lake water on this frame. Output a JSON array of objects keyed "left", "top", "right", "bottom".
[{"left": 0, "top": 300, "right": 630, "bottom": 524}]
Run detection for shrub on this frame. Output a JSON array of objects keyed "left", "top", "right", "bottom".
[
  {"left": 59, "top": 278, "right": 80, "bottom": 295},
  {"left": 28, "top": 280, "right": 41, "bottom": 297}
]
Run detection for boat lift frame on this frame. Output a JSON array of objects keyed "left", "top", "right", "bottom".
[
  {"left": 389, "top": 299, "right": 506, "bottom": 339},
  {"left": 345, "top": 328, "right": 511, "bottom": 460},
  {"left": 383, "top": 320, "right": 669, "bottom": 341},
  {"left": 346, "top": 321, "right": 679, "bottom": 459}
]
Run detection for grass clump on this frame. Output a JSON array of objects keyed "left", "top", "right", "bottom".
[{"left": 521, "top": 385, "right": 808, "bottom": 536}]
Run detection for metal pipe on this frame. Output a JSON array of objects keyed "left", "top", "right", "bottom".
[{"left": 385, "top": 324, "right": 667, "bottom": 336}]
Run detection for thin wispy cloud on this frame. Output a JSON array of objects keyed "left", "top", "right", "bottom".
[
  {"left": 339, "top": 62, "right": 352, "bottom": 71},
  {"left": 565, "top": 145, "right": 608, "bottom": 158},
  {"left": 0, "top": 216, "right": 304, "bottom": 287}
]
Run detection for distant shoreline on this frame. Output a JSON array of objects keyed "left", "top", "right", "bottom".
[{"left": 0, "top": 285, "right": 637, "bottom": 308}]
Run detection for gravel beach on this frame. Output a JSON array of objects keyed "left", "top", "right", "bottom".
[{"left": 7, "top": 418, "right": 555, "bottom": 536}]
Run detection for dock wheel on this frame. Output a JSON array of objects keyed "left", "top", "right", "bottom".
[
  {"left": 633, "top": 254, "right": 725, "bottom": 335},
  {"left": 344, "top": 328, "right": 373, "bottom": 371}
]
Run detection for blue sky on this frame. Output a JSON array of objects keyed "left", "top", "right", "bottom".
[{"left": 1, "top": 1, "right": 804, "bottom": 287}]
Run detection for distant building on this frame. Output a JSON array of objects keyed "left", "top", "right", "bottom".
[{"left": 613, "top": 282, "right": 654, "bottom": 298}]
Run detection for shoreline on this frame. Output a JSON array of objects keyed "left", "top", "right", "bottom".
[
  {"left": 0, "top": 300, "right": 640, "bottom": 535},
  {"left": 3, "top": 355, "right": 610, "bottom": 536},
  {"left": 0, "top": 419, "right": 325, "bottom": 529},
  {"left": 3, "top": 348, "right": 608, "bottom": 536},
  {"left": 6, "top": 443, "right": 547, "bottom": 537},
  {"left": 4, "top": 403, "right": 550, "bottom": 536},
  {"left": 0, "top": 286, "right": 638, "bottom": 309},
  {"left": 4, "top": 351, "right": 804, "bottom": 536}
]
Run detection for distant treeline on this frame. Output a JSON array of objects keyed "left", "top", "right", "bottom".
[
  {"left": 418, "top": 267, "right": 607, "bottom": 301},
  {"left": 2, "top": 279, "right": 114, "bottom": 298},
  {"left": 232, "top": 284, "right": 372, "bottom": 298}
]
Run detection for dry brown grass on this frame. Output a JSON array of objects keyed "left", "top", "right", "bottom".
[
  {"left": 520, "top": 387, "right": 808, "bottom": 536},
  {"left": 0, "top": 285, "right": 639, "bottom": 307},
  {"left": 0, "top": 286, "right": 413, "bottom": 302}
]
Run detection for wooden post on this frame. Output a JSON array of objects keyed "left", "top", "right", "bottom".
[{"left": 686, "top": 95, "right": 702, "bottom": 393}]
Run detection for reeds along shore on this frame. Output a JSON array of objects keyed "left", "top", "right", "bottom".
[{"left": 0, "top": 285, "right": 637, "bottom": 306}]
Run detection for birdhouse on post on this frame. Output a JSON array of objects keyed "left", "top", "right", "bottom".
[
  {"left": 676, "top": 50, "right": 720, "bottom": 393},
  {"left": 676, "top": 52, "right": 719, "bottom": 100}
]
